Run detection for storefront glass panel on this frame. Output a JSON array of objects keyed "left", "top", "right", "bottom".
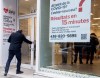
[{"left": 39, "top": 0, "right": 100, "bottom": 77}]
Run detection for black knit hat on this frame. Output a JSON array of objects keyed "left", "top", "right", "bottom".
[
  {"left": 91, "top": 33, "right": 96, "bottom": 36},
  {"left": 17, "top": 30, "right": 22, "bottom": 33}
]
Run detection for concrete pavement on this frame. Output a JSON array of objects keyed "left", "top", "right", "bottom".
[{"left": 0, "top": 67, "right": 52, "bottom": 78}]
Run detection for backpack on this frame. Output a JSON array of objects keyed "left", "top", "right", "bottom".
[
  {"left": 94, "top": 38, "right": 99, "bottom": 45},
  {"left": 90, "top": 37, "right": 99, "bottom": 46}
]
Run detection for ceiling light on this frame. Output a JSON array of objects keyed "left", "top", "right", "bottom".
[
  {"left": 91, "top": 13, "right": 93, "bottom": 15},
  {"left": 25, "top": 0, "right": 29, "bottom": 1},
  {"left": 92, "top": 24, "right": 98, "bottom": 25},
  {"left": 94, "top": 4, "right": 98, "bottom": 7},
  {"left": 93, "top": 18, "right": 100, "bottom": 20}
]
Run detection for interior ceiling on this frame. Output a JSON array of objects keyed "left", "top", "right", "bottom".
[
  {"left": 91, "top": 0, "right": 100, "bottom": 28},
  {"left": 19, "top": 0, "right": 37, "bottom": 15},
  {"left": 19, "top": 0, "right": 100, "bottom": 30}
]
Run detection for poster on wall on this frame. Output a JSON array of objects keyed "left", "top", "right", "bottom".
[
  {"left": 49, "top": 0, "right": 91, "bottom": 42},
  {"left": 2, "top": 0, "right": 17, "bottom": 65},
  {"left": 3, "top": 0, "right": 17, "bottom": 44}
]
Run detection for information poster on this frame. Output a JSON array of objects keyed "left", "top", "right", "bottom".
[
  {"left": 3, "top": 0, "right": 17, "bottom": 44},
  {"left": 2, "top": 0, "right": 17, "bottom": 65},
  {"left": 49, "top": 0, "right": 91, "bottom": 42}
]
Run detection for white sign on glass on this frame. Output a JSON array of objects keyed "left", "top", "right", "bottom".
[{"left": 49, "top": 0, "right": 91, "bottom": 42}]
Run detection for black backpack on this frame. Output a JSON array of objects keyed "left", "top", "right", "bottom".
[
  {"left": 94, "top": 38, "right": 99, "bottom": 45},
  {"left": 90, "top": 37, "right": 99, "bottom": 46}
]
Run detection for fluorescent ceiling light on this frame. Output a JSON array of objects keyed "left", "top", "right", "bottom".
[
  {"left": 93, "top": 18, "right": 100, "bottom": 20},
  {"left": 92, "top": 24, "right": 98, "bottom": 25},
  {"left": 25, "top": 0, "right": 29, "bottom": 1},
  {"left": 94, "top": 4, "right": 98, "bottom": 6},
  {"left": 91, "top": 13, "right": 93, "bottom": 15}
]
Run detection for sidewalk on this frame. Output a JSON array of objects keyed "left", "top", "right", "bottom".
[{"left": 0, "top": 67, "right": 52, "bottom": 78}]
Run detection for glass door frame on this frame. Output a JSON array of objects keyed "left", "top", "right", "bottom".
[{"left": 18, "top": 13, "right": 36, "bottom": 69}]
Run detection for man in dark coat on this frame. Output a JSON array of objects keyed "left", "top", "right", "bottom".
[
  {"left": 86, "top": 33, "right": 99, "bottom": 64},
  {"left": 4, "top": 30, "right": 32, "bottom": 76}
]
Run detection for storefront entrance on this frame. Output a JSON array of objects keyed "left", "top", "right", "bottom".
[{"left": 18, "top": 14, "right": 36, "bottom": 69}]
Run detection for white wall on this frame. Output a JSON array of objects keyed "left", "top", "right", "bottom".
[
  {"left": 0, "top": 0, "right": 3, "bottom": 66},
  {"left": 0, "top": 0, "right": 17, "bottom": 66}
]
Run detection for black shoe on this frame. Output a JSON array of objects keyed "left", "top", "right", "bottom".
[
  {"left": 90, "top": 62, "right": 93, "bottom": 64},
  {"left": 16, "top": 71, "right": 23, "bottom": 74},
  {"left": 86, "top": 62, "right": 88, "bottom": 64},
  {"left": 80, "top": 62, "right": 83, "bottom": 64},
  {"left": 86, "top": 61, "right": 88, "bottom": 64},
  {"left": 74, "top": 61, "right": 76, "bottom": 64},
  {"left": 60, "top": 62, "right": 66, "bottom": 65},
  {"left": 4, "top": 73, "right": 7, "bottom": 76}
]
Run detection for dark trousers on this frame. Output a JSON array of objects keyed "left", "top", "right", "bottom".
[
  {"left": 5, "top": 50, "right": 21, "bottom": 74},
  {"left": 86, "top": 47, "right": 95, "bottom": 63},
  {"left": 74, "top": 47, "right": 83, "bottom": 63},
  {"left": 62, "top": 52, "right": 67, "bottom": 64}
]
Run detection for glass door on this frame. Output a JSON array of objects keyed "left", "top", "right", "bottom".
[{"left": 19, "top": 14, "right": 36, "bottom": 69}]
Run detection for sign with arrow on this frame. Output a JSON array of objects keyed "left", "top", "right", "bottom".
[{"left": 49, "top": 0, "right": 91, "bottom": 42}]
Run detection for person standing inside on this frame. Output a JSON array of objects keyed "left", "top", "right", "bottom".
[
  {"left": 74, "top": 42, "right": 84, "bottom": 64},
  {"left": 4, "top": 30, "right": 33, "bottom": 76},
  {"left": 86, "top": 33, "right": 99, "bottom": 64},
  {"left": 60, "top": 43, "right": 69, "bottom": 65}
]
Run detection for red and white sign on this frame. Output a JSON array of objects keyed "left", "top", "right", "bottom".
[
  {"left": 2, "top": 0, "right": 17, "bottom": 65},
  {"left": 49, "top": 0, "right": 91, "bottom": 42},
  {"left": 3, "top": 0, "right": 17, "bottom": 43}
]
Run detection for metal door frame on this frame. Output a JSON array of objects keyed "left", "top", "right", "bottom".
[{"left": 18, "top": 13, "right": 36, "bottom": 69}]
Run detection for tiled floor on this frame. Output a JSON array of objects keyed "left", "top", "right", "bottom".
[
  {"left": 53, "top": 50, "right": 100, "bottom": 77},
  {"left": 48, "top": 59, "right": 100, "bottom": 77}
]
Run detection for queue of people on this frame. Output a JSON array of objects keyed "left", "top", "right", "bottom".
[{"left": 60, "top": 33, "right": 99, "bottom": 65}]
